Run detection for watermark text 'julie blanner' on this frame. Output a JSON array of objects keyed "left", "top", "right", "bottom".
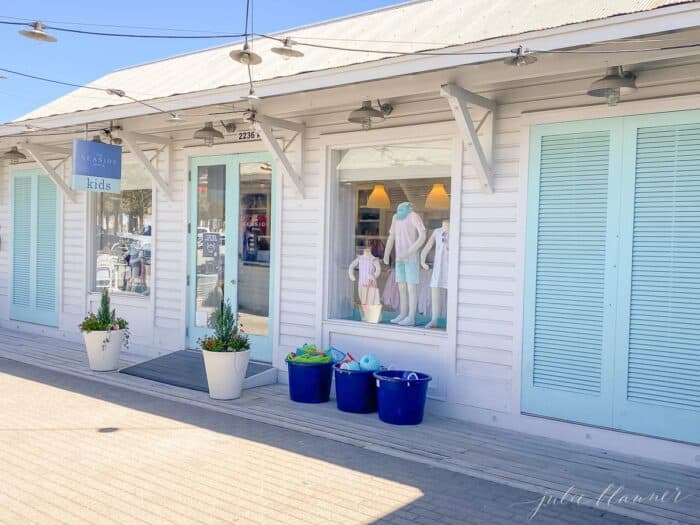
[{"left": 515, "top": 484, "right": 692, "bottom": 520}]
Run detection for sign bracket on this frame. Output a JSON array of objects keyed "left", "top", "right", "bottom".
[
  {"left": 254, "top": 114, "right": 305, "bottom": 198},
  {"left": 21, "top": 142, "right": 76, "bottom": 202},
  {"left": 118, "top": 130, "right": 172, "bottom": 200},
  {"left": 440, "top": 83, "right": 496, "bottom": 193}
]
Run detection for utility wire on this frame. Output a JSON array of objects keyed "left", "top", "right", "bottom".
[
  {"left": 0, "top": 14, "right": 232, "bottom": 34},
  {"left": 0, "top": 19, "right": 246, "bottom": 39},
  {"left": 0, "top": 67, "right": 177, "bottom": 119}
]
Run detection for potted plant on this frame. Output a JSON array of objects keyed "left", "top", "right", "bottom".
[
  {"left": 79, "top": 289, "right": 129, "bottom": 372},
  {"left": 199, "top": 301, "right": 250, "bottom": 400}
]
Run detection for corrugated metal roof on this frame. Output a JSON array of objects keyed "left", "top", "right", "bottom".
[{"left": 17, "top": 0, "right": 692, "bottom": 121}]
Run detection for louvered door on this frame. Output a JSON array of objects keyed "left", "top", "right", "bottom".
[
  {"left": 614, "top": 115, "right": 700, "bottom": 444},
  {"left": 525, "top": 113, "right": 700, "bottom": 444},
  {"left": 10, "top": 171, "right": 59, "bottom": 327},
  {"left": 522, "top": 120, "right": 622, "bottom": 426}
]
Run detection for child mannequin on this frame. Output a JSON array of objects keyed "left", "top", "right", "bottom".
[
  {"left": 348, "top": 247, "right": 382, "bottom": 305},
  {"left": 383, "top": 202, "right": 427, "bottom": 326},
  {"left": 420, "top": 219, "right": 449, "bottom": 328}
]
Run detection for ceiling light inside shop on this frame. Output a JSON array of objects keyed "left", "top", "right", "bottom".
[
  {"left": 425, "top": 183, "right": 450, "bottom": 209},
  {"left": 365, "top": 184, "right": 391, "bottom": 209}
]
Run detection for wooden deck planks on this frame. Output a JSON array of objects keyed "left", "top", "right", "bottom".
[{"left": 0, "top": 327, "right": 697, "bottom": 525}]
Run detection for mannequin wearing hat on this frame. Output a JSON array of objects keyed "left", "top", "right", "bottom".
[
  {"left": 420, "top": 219, "right": 449, "bottom": 328},
  {"left": 383, "top": 202, "right": 427, "bottom": 326}
]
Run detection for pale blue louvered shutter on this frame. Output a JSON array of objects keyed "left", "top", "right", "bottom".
[
  {"left": 35, "top": 175, "right": 58, "bottom": 317},
  {"left": 522, "top": 121, "right": 621, "bottom": 427},
  {"left": 614, "top": 118, "right": 700, "bottom": 444},
  {"left": 11, "top": 175, "right": 33, "bottom": 311},
  {"left": 10, "top": 171, "right": 59, "bottom": 327}
]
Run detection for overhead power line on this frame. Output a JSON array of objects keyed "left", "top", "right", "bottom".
[{"left": 0, "top": 19, "right": 246, "bottom": 39}]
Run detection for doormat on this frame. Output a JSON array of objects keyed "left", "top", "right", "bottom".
[{"left": 120, "top": 350, "right": 272, "bottom": 393}]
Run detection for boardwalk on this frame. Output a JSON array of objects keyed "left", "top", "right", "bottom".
[{"left": 0, "top": 328, "right": 697, "bottom": 524}]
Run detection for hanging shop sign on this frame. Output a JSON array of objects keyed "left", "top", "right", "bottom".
[
  {"left": 72, "top": 139, "right": 122, "bottom": 193},
  {"left": 235, "top": 128, "right": 261, "bottom": 142}
]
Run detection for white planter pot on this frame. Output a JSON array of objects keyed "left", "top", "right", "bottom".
[
  {"left": 83, "top": 330, "right": 124, "bottom": 372},
  {"left": 202, "top": 349, "right": 250, "bottom": 400}
]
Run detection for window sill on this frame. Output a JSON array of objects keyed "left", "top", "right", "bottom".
[
  {"left": 323, "top": 318, "right": 448, "bottom": 342},
  {"left": 87, "top": 291, "right": 151, "bottom": 308}
]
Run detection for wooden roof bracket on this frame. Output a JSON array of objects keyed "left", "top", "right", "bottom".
[
  {"left": 440, "top": 83, "right": 496, "bottom": 193},
  {"left": 21, "top": 142, "right": 77, "bottom": 202},
  {"left": 254, "top": 114, "right": 305, "bottom": 199},
  {"left": 118, "top": 130, "right": 172, "bottom": 200}
]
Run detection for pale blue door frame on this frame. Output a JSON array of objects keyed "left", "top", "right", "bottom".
[
  {"left": 187, "top": 153, "right": 276, "bottom": 362},
  {"left": 523, "top": 110, "right": 700, "bottom": 445}
]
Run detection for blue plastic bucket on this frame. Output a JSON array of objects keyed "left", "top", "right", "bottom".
[
  {"left": 374, "top": 370, "right": 432, "bottom": 425},
  {"left": 287, "top": 360, "right": 333, "bottom": 403},
  {"left": 334, "top": 365, "right": 377, "bottom": 413}
]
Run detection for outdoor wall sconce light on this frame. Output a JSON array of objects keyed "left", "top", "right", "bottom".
[
  {"left": 2, "top": 146, "right": 27, "bottom": 164},
  {"left": 504, "top": 45, "right": 537, "bottom": 66},
  {"left": 587, "top": 66, "right": 637, "bottom": 106},
  {"left": 193, "top": 122, "right": 224, "bottom": 146},
  {"left": 271, "top": 38, "right": 304, "bottom": 58},
  {"left": 19, "top": 21, "right": 57, "bottom": 43},
  {"left": 347, "top": 100, "right": 393, "bottom": 130},
  {"left": 221, "top": 120, "right": 237, "bottom": 133},
  {"left": 229, "top": 43, "right": 263, "bottom": 65}
]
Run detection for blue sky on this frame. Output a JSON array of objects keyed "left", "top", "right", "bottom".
[{"left": 0, "top": 0, "right": 401, "bottom": 123}]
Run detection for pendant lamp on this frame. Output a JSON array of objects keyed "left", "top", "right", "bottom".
[
  {"left": 193, "top": 122, "right": 224, "bottom": 147},
  {"left": 271, "top": 38, "right": 304, "bottom": 58},
  {"left": 425, "top": 183, "right": 450, "bottom": 209},
  {"left": 2, "top": 146, "right": 26, "bottom": 164},
  {"left": 366, "top": 184, "right": 391, "bottom": 209},
  {"left": 230, "top": 43, "right": 263, "bottom": 65},
  {"left": 19, "top": 21, "right": 57, "bottom": 43},
  {"left": 587, "top": 66, "right": 637, "bottom": 106}
]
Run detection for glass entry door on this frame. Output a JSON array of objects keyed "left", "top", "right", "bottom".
[{"left": 188, "top": 153, "right": 274, "bottom": 362}]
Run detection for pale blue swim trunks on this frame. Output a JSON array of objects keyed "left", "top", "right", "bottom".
[{"left": 395, "top": 260, "right": 420, "bottom": 284}]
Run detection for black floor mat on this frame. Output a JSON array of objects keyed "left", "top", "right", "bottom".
[{"left": 120, "top": 350, "right": 272, "bottom": 392}]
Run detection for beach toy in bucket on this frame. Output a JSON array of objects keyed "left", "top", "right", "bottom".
[
  {"left": 286, "top": 344, "right": 338, "bottom": 403},
  {"left": 373, "top": 370, "right": 432, "bottom": 425},
  {"left": 334, "top": 353, "right": 382, "bottom": 413}
]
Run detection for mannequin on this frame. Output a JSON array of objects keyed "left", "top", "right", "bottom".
[
  {"left": 348, "top": 247, "right": 382, "bottom": 305},
  {"left": 383, "top": 202, "right": 427, "bottom": 326},
  {"left": 420, "top": 220, "right": 449, "bottom": 328}
]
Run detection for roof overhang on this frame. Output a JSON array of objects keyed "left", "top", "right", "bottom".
[{"left": 2, "top": 1, "right": 700, "bottom": 138}]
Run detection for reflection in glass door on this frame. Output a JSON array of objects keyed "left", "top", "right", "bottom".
[
  {"left": 237, "top": 162, "right": 273, "bottom": 360},
  {"left": 188, "top": 154, "right": 274, "bottom": 362}
]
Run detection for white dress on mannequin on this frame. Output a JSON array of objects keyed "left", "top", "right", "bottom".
[
  {"left": 420, "top": 220, "right": 450, "bottom": 328},
  {"left": 430, "top": 227, "right": 449, "bottom": 289}
]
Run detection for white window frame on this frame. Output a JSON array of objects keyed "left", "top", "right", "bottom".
[{"left": 319, "top": 121, "right": 461, "bottom": 344}]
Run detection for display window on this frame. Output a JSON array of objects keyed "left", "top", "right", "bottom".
[
  {"left": 329, "top": 140, "right": 452, "bottom": 330},
  {"left": 93, "top": 163, "right": 153, "bottom": 296}
]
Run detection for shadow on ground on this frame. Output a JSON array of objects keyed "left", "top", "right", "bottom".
[{"left": 0, "top": 357, "right": 653, "bottom": 525}]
